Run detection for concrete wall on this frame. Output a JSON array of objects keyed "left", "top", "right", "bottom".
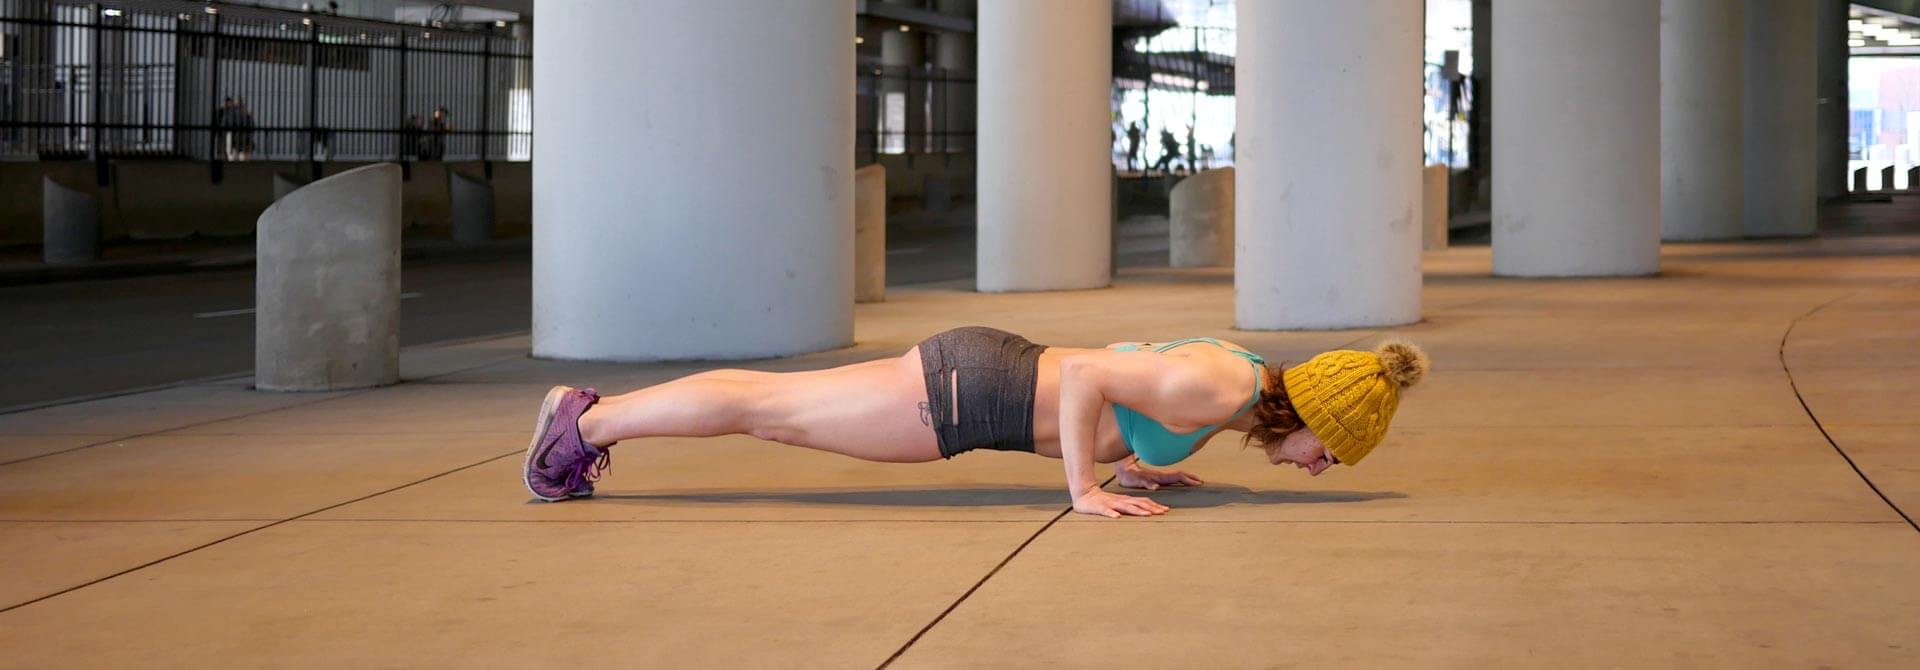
[{"left": 0, "top": 160, "right": 531, "bottom": 246}]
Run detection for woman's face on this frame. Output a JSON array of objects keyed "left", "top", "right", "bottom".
[{"left": 1265, "top": 428, "right": 1335, "bottom": 476}]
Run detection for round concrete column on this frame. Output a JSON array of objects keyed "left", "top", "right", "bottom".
[
  {"left": 1745, "top": 0, "right": 1817, "bottom": 237},
  {"left": 1493, "top": 0, "right": 1660, "bottom": 276},
  {"left": 1816, "top": 0, "right": 1850, "bottom": 201},
  {"left": 255, "top": 164, "right": 401, "bottom": 392},
  {"left": 934, "top": 0, "right": 976, "bottom": 72},
  {"left": 935, "top": 33, "right": 974, "bottom": 72},
  {"left": 41, "top": 177, "right": 98, "bottom": 265},
  {"left": 449, "top": 170, "right": 495, "bottom": 243},
  {"left": 881, "top": 26, "right": 924, "bottom": 68},
  {"left": 532, "top": 1, "right": 854, "bottom": 360},
  {"left": 1234, "top": 1, "right": 1421, "bottom": 329},
  {"left": 854, "top": 164, "right": 887, "bottom": 303},
  {"left": 1661, "top": 0, "right": 1744, "bottom": 241},
  {"left": 976, "top": 0, "right": 1111, "bottom": 292}
]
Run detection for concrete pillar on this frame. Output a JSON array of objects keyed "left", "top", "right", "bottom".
[
  {"left": 935, "top": 32, "right": 975, "bottom": 72},
  {"left": 1745, "top": 0, "right": 1818, "bottom": 237},
  {"left": 932, "top": 0, "right": 976, "bottom": 73},
  {"left": 272, "top": 172, "right": 308, "bottom": 202},
  {"left": 532, "top": 1, "right": 853, "bottom": 360},
  {"left": 1661, "top": 0, "right": 1745, "bottom": 241},
  {"left": 932, "top": 0, "right": 976, "bottom": 160},
  {"left": 1170, "top": 167, "right": 1234, "bottom": 268},
  {"left": 881, "top": 25, "right": 925, "bottom": 68},
  {"left": 1470, "top": 0, "right": 1492, "bottom": 206},
  {"left": 976, "top": 0, "right": 1111, "bottom": 292},
  {"left": 41, "top": 177, "right": 98, "bottom": 265},
  {"left": 1816, "top": 0, "right": 1850, "bottom": 201},
  {"left": 1235, "top": 1, "right": 1421, "bottom": 328},
  {"left": 855, "top": 165, "right": 887, "bottom": 303},
  {"left": 1423, "top": 165, "right": 1449, "bottom": 250},
  {"left": 1493, "top": 0, "right": 1659, "bottom": 277},
  {"left": 449, "top": 170, "right": 496, "bottom": 243},
  {"left": 882, "top": 2, "right": 926, "bottom": 153},
  {"left": 255, "top": 164, "right": 401, "bottom": 392}
]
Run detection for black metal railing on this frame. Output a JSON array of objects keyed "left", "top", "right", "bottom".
[
  {"left": 0, "top": 0, "right": 530, "bottom": 180},
  {"left": 856, "top": 63, "right": 974, "bottom": 163}
]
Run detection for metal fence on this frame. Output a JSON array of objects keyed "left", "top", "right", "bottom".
[
  {"left": 0, "top": 0, "right": 530, "bottom": 177},
  {"left": 857, "top": 63, "right": 974, "bottom": 163}
]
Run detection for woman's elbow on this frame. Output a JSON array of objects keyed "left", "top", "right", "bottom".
[{"left": 1057, "top": 355, "right": 1102, "bottom": 397}]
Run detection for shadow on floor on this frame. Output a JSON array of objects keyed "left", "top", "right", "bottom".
[{"left": 591, "top": 484, "right": 1405, "bottom": 509}]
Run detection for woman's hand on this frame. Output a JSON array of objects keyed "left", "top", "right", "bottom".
[
  {"left": 1072, "top": 489, "right": 1169, "bottom": 518},
  {"left": 1114, "top": 462, "right": 1203, "bottom": 491}
]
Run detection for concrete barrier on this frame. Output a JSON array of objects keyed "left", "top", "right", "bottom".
[
  {"left": 1423, "top": 164, "right": 1449, "bottom": 250},
  {"left": 255, "top": 163, "right": 402, "bottom": 392},
  {"left": 448, "top": 170, "right": 496, "bottom": 243},
  {"left": 42, "top": 176, "right": 98, "bottom": 265},
  {"left": 272, "top": 172, "right": 308, "bottom": 202},
  {"left": 922, "top": 174, "right": 952, "bottom": 213},
  {"left": 855, "top": 164, "right": 886, "bottom": 303},
  {"left": 1169, "top": 167, "right": 1233, "bottom": 268}
]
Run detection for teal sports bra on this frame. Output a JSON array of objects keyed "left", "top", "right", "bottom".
[{"left": 1111, "top": 337, "right": 1266, "bottom": 466}]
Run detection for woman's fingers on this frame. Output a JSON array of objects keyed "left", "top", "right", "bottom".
[
  {"left": 1119, "top": 496, "right": 1167, "bottom": 515},
  {"left": 1148, "top": 469, "right": 1201, "bottom": 487}
]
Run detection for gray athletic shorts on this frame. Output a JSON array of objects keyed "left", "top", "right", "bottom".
[{"left": 915, "top": 326, "right": 1049, "bottom": 459}]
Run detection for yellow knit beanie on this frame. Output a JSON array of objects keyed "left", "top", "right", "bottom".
[{"left": 1281, "top": 341, "right": 1429, "bottom": 466}]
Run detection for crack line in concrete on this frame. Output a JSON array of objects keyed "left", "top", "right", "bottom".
[
  {"left": 0, "top": 391, "right": 370, "bottom": 469},
  {"left": 1779, "top": 292, "right": 1919, "bottom": 534},
  {"left": 5, "top": 518, "right": 1903, "bottom": 526},
  {"left": 294, "top": 518, "right": 1045, "bottom": 524},
  {"left": 875, "top": 475, "right": 1114, "bottom": 670},
  {"left": 867, "top": 330, "right": 1404, "bottom": 665},
  {"left": 234, "top": 518, "right": 1910, "bottom": 526},
  {"left": 0, "top": 450, "right": 519, "bottom": 615},
  {"left": 0, "top": 345, "right": 534, "bottom": 469}
]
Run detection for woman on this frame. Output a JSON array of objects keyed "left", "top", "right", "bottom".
[{"left": 523, "top": 326, "right": 1428, "bottom": 518}]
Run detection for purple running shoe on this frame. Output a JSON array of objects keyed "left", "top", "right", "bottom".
[{"left": 523, "top": 386, "right": 611, "bottom": 502}]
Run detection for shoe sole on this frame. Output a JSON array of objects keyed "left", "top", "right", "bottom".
[{"left": 522, "top": 385, "right": 575, "bottom": 502}]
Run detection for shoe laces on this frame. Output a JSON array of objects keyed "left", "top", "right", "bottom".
[{"left": 563, "top": 447, "right": 612, "bottom": 492}]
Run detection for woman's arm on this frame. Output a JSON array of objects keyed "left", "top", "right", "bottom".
[
  {"left": 1058, "top": 350, "right": 1239, "bottom": 517},
  {"left": 1114, "top": 455, "right": 1205, "bottom": 490}
]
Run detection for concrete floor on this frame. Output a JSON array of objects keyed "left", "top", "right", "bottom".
[{"left": 2, "top": 233, "right": 1918, "bottom": 667}]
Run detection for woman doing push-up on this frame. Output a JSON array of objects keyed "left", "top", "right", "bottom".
[{"left": 522, "top": 326, "right": 1428, "bottom": 518}]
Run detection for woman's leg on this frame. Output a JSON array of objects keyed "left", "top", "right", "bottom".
[{"left": 575, "top": 348, "right": 943, "bottom": 463}]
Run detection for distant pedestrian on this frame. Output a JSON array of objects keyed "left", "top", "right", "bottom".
[
  {"left": 427, "top": 106, "right": 451, "bottom": 161},
  {"left": 1125, "top": 121, "right": 1143, "bottom": 172},
  {"left": 1154, "top": 127, "right": 1179, "bottom": 173}
]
